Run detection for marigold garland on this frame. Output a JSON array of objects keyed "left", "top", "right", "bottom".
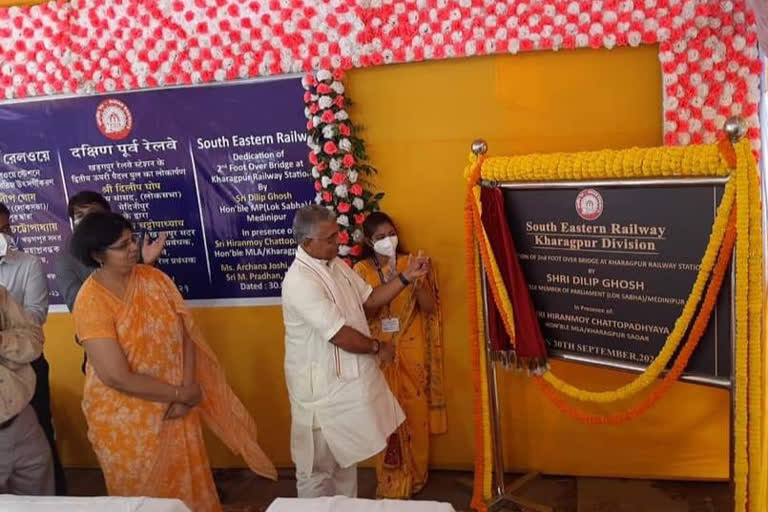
[
  {"left": 540, "top": 181, "right": 733, "bottom": 403},
  {"left": 464, "top": 154, "right": 490, "bottom": 512},
  {"left": 745, "top": 144, "right": 763, "bottom": 512},
  {"left": 533, "top": 207, "right": 737, "bottom": 424}
]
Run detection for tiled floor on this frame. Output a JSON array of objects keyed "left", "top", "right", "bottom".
[{"left": 64, "top": 468, "right": 731, "bottom": 511}]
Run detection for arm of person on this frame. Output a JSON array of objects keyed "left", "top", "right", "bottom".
[
  {"left": 23, "top": 256, "right": 49, "bottom": 326},
  {"left": 182, "top": 333, "right": 196, "bottom": 386},
  {"left": 83, "top": 337, "right": 201, "bottom": 405},
  {"left": 284, "top": 272, "right": 394, "bottom": 361},
  {"left": 54, "top": 255, "right": 83, "bottom": 313},
  {"left": 363, "top": 254, "right": 430, "bottom": 312},
  {"left": 140, "top": 232, "right": 169, "bottom": 265},
  {"left": 0, "top": 289, "right": 43, "bottom": 364},
  {"left": 414, "top": 277, "right": 436, "bottom": 314},
  {"left": 331, "top": 325, "right": 394, "bottom": 362}
]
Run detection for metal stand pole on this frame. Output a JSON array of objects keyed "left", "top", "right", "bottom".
[{"left": 473, "top": 138, "right": 552, "bottom": 512}]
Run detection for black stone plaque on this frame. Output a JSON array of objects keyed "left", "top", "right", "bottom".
[{"left": 501, "top": 183, "right": 732, "bottom": 380}]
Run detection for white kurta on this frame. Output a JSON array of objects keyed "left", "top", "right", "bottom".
[{"left": 281, "top": 247, "right": 405, "bottom": 474}]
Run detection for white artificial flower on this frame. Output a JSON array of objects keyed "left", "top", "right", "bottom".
[
  {"left": 352, "top": 229, "right": 364, "bottom": 242},
  {"left": 338, "top": 244, "right": 351, "bottom": 256},
  {"left": 348, "top": 170, "right": 359, "bottom": 183},
  {"left": 312, "top": 115, "right": 322, "bottom": 127},
  {"left": 317, "top": 69, "right": 332, "bottom": 81},
  {"left": 330, "top": 158, "right": 342, "bottom": 171},
  {"left": 337, "top": 215, "right": 350, "bottom": 227},
  {"left": 322, "top": 125, "right": 336, "bottom": 139},
  {"left": 315, "top": 193, "right": 323, "bottom": 204},
  {"left": 335, "top": 185, "right": 349, "bottom": 198},
  {"left": 318, "top": 95, "right": 333, "bottom": 109},
  {"left": 304, "top": 107, "right": 311, "bottom": 118},
  {"left": 352, "top": 198, "right": 364, "bottom": 210},
  {"left": 339, "top": 138, "right": 352, "bottom": 152},
  {"left": 311, "top": 167, "right": 320, "bottom": 178},
  {"left": 335, "top": 110, "right": 349, "bottom": 121},
  {"left": 321, "top": 176, "right": 332, "bottom": 188},
  {"left": 331, "top": 81, "right": 345, "bottom": 94}
]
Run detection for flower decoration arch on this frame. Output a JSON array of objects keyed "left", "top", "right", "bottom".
[
  {"left": 0, "top": 0, "right": 761, "bottom": 151},
  {"left": 0, "top": 0, "right": 763, "bottom": 259}
]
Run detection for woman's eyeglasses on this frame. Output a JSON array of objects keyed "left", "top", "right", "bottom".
[{"left": 107, "top": 234, "right": 140, "bottom": 252}]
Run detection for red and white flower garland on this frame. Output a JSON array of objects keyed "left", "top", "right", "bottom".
[
  {"left": 303, "top": 69, "right": 381, "bottom": 265},
  {"left": 0, "top": 0, "right": 762, "bottom": 152}
]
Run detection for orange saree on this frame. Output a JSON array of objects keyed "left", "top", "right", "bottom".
[
  {"left": 73, "top": 265, "right": 276, "bottom": 512},
  {"left": 354, "top": 255, "right": 447, "bottom": 498}
]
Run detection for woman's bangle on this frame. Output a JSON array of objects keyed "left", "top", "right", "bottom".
[{"left": 398, "top": 273, "right": 410, "bottom": 286}]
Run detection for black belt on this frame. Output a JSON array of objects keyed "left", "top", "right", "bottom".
[{"left": 0, "top": 414, "right": 18, "bottom": 430}]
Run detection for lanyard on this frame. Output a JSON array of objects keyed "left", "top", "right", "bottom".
[{"left": 372, "top": 255, "right": 395, "bottom": 285}]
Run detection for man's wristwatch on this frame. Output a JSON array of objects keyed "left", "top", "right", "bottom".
[
  {"left": 398, "top": 273, "right": 410, "bottom": 286},
  {"left": 371, "top": 339, "right": 381, "bottom": 354}
]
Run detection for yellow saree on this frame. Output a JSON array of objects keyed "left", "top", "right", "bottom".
[
  {"left": 354, "top": 255, "right": 447, "bottom": 498},
  {"left": 73, "top": 265, "right": 277, "bottom": 512}
]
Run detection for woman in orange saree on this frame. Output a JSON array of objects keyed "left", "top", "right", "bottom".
[
  {"left": 70, "top": 212, "right": 277, "bottom": 512},
  {"left": 354, "top": 212, "right": 447, "bottom": 499}
]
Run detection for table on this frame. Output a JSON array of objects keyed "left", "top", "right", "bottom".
[
  {"left": 266, "top": 497, "right": 456, "bottom": 512},
  {"left": 0, "top": 495, "right": 191, "bottom": 512}
]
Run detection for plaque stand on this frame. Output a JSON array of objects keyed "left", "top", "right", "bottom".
[
  {"left": 469, "top": 119, "right": 746, "bottom": 511},
  {"left": 478, "top": 259, "right": 552, "bottom": 512}
]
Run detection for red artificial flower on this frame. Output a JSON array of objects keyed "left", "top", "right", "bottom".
[
  {"left": 334, "top": 96, "right": 345, "bottom": 108},
  {"left": 339, "top": 123, "right": 351, "bottom": 136},
  {"left": 306, "top": 120, "right": 314, "bottom": 130},
  {"left": 314, "top": 180, "right": 322, "bottom": 191},
  {"left": 317, "top": 83, "right": 331, "bottom": 94},
  {"left": 342, "top": 257, "right": 352, "bottom": 267},
  {"left": 349, "top": 184, "right": 363, "bottom": 196},
  {"left": 354, "top": 213, "right": 366, "bottom": 225},
  {"left": 322, "top": 191, "right": 333, "bottom": 202},
  {"left": 337, "top": 230, "right": 350, "bottom": 244},
  {"left": 317, "top": 161, "right": 328, "bottom": 171},
  {"left": 350, "top": 245, "right": 363, "bottom": 256},
  {"left": 323, "top": 141, "right": 339, "bottom": 155},
  {"left": 333, "top": 69, "right": 345, "bottom": 81},
  {"left": 309, "top": 152, "right": 319, "bottom": 165},
  {"left": 304, "top": 72, "right": 315, "bottom": 87},
  {"left": 309, "top": 103, "right": 320, "bottom": 114},
  {"left": 337, "top": 202, "right": 351, "bottom": 213},
  {"left": 321, "top": 110, "right": 335, "bottom": 124},
  {"left": 304, "top": 91, "right": 312, "bottom": 103},
  {"left": 342, "top": 154, "right": 355, "bottom": 168},
  {"left": 331, "top": 172, "right": 346, "bottom": 185}
]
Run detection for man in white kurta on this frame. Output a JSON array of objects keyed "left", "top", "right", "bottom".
[{"left": 282, "top": 205, "right": 428, "bottom": 498}]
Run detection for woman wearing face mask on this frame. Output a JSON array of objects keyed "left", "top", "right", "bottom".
[
  {"left": 70, "top": 212, "right": 276, "bottom": 511},
  {"left": 353, "top": 212, "right": 447, "bottom": 499}
]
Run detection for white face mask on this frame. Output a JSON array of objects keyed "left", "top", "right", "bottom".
[{"left": 373, "top": 235, "right": 398, "bottom": 257}]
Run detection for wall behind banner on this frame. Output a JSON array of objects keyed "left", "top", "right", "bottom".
[{"left": 43, "top": 45, "right": 729, "bottom": 478}]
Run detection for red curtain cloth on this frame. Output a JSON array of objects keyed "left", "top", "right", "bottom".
[
  {"left": 479, "top": 187, "right": 548, "bottom": 365},
  {"left": 748, "top": 0, "right": 768, "bottom": 57}
]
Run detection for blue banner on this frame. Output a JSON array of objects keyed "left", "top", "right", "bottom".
[{"left": 0, "top": 77, "right": 312, "bottom": 307}]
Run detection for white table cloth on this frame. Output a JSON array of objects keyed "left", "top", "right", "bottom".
[
  {"left": 266, "top": 497, "right": 456, "bottom": 512},
  {"left": 0, "top": 495, "right": 191, "bottom": 512}
]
